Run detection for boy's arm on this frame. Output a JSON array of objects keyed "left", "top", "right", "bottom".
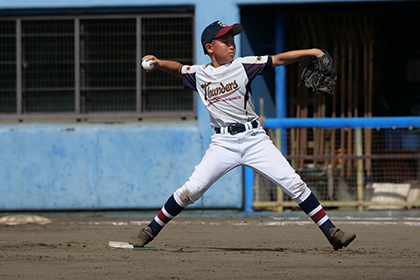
[
  {"left": 142, "top": 55, "right": 183, "bottom": 78},
  {"left": 271, "top": 48, "right": 324, "bottom": 67}
]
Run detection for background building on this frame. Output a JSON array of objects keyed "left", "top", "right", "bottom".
[{"left": 1, "top": 0, "right": 419, "bottom": 211}]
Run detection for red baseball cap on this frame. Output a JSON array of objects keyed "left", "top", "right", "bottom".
[{"left": 201, "top": 20, "right": 243, "bottom": 54}]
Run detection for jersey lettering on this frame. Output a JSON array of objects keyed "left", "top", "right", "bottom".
[{"left": 201, "top": 80, "right": 239, "bottom": 101}]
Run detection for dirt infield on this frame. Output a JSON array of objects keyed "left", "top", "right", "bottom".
[{"left": 1, "top": 214, "right": 419, "bottom": 279}]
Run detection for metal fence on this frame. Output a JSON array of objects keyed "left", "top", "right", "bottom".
[
  {"left": 253, "top": 117, "right": 420, "bottom": 211},
  {"left": 0, "top": 14, "right": 195, "bottom": 120}
]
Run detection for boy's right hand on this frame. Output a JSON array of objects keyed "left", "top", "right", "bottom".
[{"left": 142, "top": 55, "right": 158, "bottom": 72}]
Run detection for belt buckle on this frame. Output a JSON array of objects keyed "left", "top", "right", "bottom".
[{"left": 228, "top": 123, "right": 244, "bottom": 135}]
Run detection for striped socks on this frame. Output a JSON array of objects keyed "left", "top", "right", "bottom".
[
  {"left": 299, "top": 192, "right": 335, "bottom": 237},
  {"left": 147, "top": 195, "right": 184, "bottom": 236},
  {"left": 147, "top": 192, "right": 333, "bottom": 239}
]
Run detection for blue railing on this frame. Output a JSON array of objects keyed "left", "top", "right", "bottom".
[{"left": 264, "top": 117, "right": 420, "bottom": 129}]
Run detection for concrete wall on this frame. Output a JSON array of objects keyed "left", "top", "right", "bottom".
[{"left": 0, "top": 122, "right": 243, "bottom": 210}]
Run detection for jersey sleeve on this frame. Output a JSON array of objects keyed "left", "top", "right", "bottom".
[
  {"left": 181, "top": 65, "right": 198, "bottom": 91},
  {"left": 240, "top": 55, "right": 272, "bottom": 81}
]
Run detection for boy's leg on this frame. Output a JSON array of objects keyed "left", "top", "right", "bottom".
[
  {"left": 242, "top": 130, "right": 355, "bottom": 250},
  {"left": 129, "top": 137, "right": 240, "bottom": 247}
]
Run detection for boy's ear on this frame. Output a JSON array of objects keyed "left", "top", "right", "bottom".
[{"left": 205, "top": 43, "right": 213, "bottom": 54}]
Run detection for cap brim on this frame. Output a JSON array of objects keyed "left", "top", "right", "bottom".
[{"left": 214, "top": 23, "right": 243, "bottom": 39}]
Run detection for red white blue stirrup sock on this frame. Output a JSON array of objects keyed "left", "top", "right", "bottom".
[
  {"left": 147, "top": 195, "right": 184, "bottom": 236},
  {"left": 298, "top": 192, "right": 335, "bottom": 237}
]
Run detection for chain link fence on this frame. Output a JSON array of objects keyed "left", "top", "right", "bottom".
[{"left": 253, "top": 122, "right": 420, "bottom": 211}]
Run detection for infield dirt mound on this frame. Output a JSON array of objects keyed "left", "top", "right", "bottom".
[{"left": 1, "top": 216, "right": 419, "bottom": 279}]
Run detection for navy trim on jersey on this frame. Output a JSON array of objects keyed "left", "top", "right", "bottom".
[
  {"left": 182, "top": 71, "right": 197, "bottom": 92},
  {"left": 266, "top": 55, "right": 273, "bottom": 69}
]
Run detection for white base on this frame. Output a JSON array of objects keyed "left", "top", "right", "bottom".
[{"left": 108, "top": 241, "right": 134, "bottom": 249}]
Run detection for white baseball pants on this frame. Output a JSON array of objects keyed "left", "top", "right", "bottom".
[{"left": 174, "top": 126, "right": 311, "bottom": 208}]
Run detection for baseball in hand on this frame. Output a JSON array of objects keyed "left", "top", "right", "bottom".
[{"left": 142, "top": 60, "right": 155, "bottom": 71}]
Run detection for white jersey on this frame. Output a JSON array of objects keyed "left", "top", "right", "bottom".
[{"left": 181, "top": 55, "right": 272, "bottom": 128}]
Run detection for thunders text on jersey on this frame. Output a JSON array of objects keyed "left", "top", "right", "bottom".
[{"left": 201, "top": 80, "right": 239, "bottom": 101}]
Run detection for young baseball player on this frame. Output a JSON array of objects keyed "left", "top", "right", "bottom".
[{"left": 130, "top": 20, "right": 356, "bottom": 250}]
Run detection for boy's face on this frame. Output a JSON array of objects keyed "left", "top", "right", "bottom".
[{"left": 206, "top": 32, "right": 236, "bottom": 65}]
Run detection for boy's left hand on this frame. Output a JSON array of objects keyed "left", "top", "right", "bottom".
[{"left": 301, "top": 50, "right": 337, "bottom": 96}]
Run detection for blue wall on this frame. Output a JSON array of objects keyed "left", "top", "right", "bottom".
[{"left": 0, "top": 123, "right": 243, "bottom": 210}]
